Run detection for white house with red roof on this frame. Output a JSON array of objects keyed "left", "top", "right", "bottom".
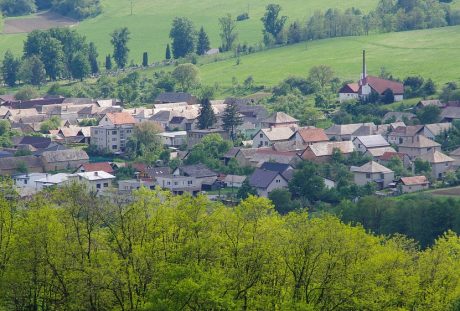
[{"left": 339, "top": 50, "right": 404, "bottom": 103}]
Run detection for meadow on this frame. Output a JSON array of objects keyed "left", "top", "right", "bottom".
[
  {"left": 0, "top": 0, "right": 403, "bottom": 60},
  {"left": 194, "top": 26, "right": 460, "bottom": 88}
]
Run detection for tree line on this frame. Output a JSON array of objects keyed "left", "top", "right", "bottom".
[
  {"left": 0, "top": 0, "right": 101, "bottom": 19},
  {"left": 2, "top": 182, "right": 460, "bottom": 310}
]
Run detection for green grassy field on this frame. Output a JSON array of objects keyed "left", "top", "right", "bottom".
[
  {"left": 193, "top": 26, "right": 460, "bottom": 88},
  {"left": 0, "top": 0, "right": 394, "bottom": 60}
]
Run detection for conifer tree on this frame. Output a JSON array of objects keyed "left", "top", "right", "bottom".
[
  {"left": 196, "top": 26, "right": 210, "bottom": 55},
  {"left": 197, "top": 97, "right": 217, "bottom": 129},
  {"left": 222, "top": 103, "right": 243, "bottom": 140},
  {"left": 165, "top": 44, "right": 171, "bottom": 60}
]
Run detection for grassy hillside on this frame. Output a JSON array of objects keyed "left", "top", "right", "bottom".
[
  {"left": 0, "top": 0, "right": 379, "bottom": 60},
  {"left": 194, "top": 26, "right": 460, "bottom": 88}
]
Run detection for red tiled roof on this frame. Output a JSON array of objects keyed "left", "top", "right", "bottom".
[
  {"left": 297, "top": 128, "right": 329, "bottom": 143},
  {"left": 81, "top": 162, "right": 114, "bottom": 174},
  {"left": 106, "top": 112, "right": 136, "bottom": 125},
  {"left": 365, "top": 76, "right": 404, "bottom": 95},
  {"left": 380, "top": 151, "right": 408, "bottom": 161},
  {"left": 400, "top": 176, "right": 429, "bottom": 186}
]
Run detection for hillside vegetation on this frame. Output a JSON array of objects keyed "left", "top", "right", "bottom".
[
  {"left": 0, "top": 0, "right": 388, "bottom": 59},
  {"left": 195, "top": 25, "right": 460, "bottom": 87}
]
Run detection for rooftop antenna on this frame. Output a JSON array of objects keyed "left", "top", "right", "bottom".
[{"left": 362, "top": 49, "right": 367, "bottom": 80}]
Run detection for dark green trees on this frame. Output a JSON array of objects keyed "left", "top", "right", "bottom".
[
  {"left": 169, "top": 17, "right": 196, "bottom": 58},
  {"left": 222, "top": 103, "right": 243, "bottom": 140},
  {"left": 110, "top": 27, "right": 131, "bottom": 68},
  {"left": 196, "top": 27, "right": 210, "bottom": 55},
  {"left": 2, "top": 50, "right": 20, "bottom": 87}
]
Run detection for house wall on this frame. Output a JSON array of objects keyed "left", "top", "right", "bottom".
[
  {"left": 431, "top": 162, "right": 453, "bottom": 179},
  {"left": 43, "top": 159, "right": 88, "bottom": 172},
  {"left": 353, "top": 138, "right": 368, "bottom": 153},
  {"left": 401, "top": 183, "right": 429, "bottom": 193},
  {"left": 339, "top": 92, "right": 359, "bottom": 103},
  {"left": 394, "top": 95, "right": 404, "bottom": 102},
  {"left": 252, "top": 131, "right": 271, "bottom": 148},
  {"left": 398, "top": 146, "right": 441, "bottom": 158},
  {"left": 235, "top": 152, "right": 253, "bottom": 167},
  {"left": 90, "top": 125, "right": 134, "bottom": 153},
  {"left": 14, "top": 174, "right": 50, "bottom": 188},
  {"left": 156, "top": 176, "right": 202, "bottom": 194},
  {"left": 256, "top": 175, "right": 288, "bottom": 197},
  {"left": 353, "top": 171, "right": 395, "bottom": 188},
  {"left": 72, "top": 176, "right": 113, "bottom": 192}
]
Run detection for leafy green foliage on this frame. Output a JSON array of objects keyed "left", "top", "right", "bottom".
[
  {"left": 110, "top": 27, "right": 130, "bottom": 68},
  {"left": 126, "top": 121, "right": 163, "bottom": 163},
  {"left": 172, "top": 63, "right": 200, "bottom": 91},
  {"left": 219, "top": 14, "right": 238, "bottom": 52},
  {"left": 1, "top": 50, "right": 20, "bottom": 87},
  {"left": 39, "top": 116, "right": 61, "bottom": 133},
  {"left": 170, "top": 17, "right": 196, "bottom": 58},
  {"left": 222, "top": 103, "right": 243, "bottom": 140},
  {"left": 417, "top": 105, "right": 441, "bottom": 124},
  {"left": 3, "top": 184, "right": 460, "bottom": 309},
  {"left": 14, "top": 85, "right": 39, "bottom": 100}
]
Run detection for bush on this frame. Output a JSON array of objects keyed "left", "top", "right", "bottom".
[{"left": 236, "top": 13, "right": 249, "bottom": 21}]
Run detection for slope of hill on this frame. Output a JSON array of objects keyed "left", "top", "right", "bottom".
[
  {"left": 0, "top": 0, "right": 380, "bottom": 60},
  {"left": 195, "top": 26, "right": 460, "bottom": 88}
]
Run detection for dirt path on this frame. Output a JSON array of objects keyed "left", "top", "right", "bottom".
[{"left": 3, "top": 11, "right": 78, "bottom": 34}]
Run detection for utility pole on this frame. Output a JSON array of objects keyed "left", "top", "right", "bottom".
[{"left": 130, "top": 0, "right": 133, "bottom": 15}]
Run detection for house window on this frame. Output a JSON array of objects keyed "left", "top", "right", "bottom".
[
  {"left": 174, "top": 182, "right": 178, "bottom": 186},
  {"left": 96, "top": 184, "right": 101, "bottom": 189},
  {"left": 112, "top": 138, "right": 117, "bottom": 141},
  {"left": 167, "top": 181, "right": 171, "bottom": 185},
  {"left": 366, "top": 173, "right": 371, "bottom": 179},
  {"left": 24, "top": 179, "right": 28, "bottom": 185},
  {"left": 103, "top": 183, "right": 109, "bottom": 187},
  {"left": 112, "top": 145, "right": 117, "bottom": 149},
  {"left": 446, "top": 162, "right": 449, "bottom": 167},
  {"left": 105, "top": 118, "right": 108, "bottom": 122},
  {"left": 259, "top": 133, "right": 263, "bottom": 138},
  {"left": 264, "top": 141, "right": 268, "bottom": 146},
  {"left": 188, "top": 180, "right": 193, "bottom": 185},
  {"left": 399, "top": 138, "right": 403, "bottom": 144},
  {"left": 358, "top": 144, "right": 361, "bottom": 149},
  {"left": 380, "top": 173, "right": 384, "bottom": 179},
  {"left": 112, "top": 131, "right": 117, "bottom": 135}
]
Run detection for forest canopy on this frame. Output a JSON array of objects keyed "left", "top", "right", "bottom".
[{"left": 2, "top": 181, "right": 460, "bottom": 310}]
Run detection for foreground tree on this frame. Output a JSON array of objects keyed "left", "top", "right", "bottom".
[
  {"left": 169, "top": 17, "right": 196, "bottom": 58},
  {"left": 110, "top": 27, "right": 130, "bottom": 68}
]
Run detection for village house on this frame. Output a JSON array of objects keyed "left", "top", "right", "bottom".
[
  {"left": 364, "top": 146, "right": 397, "bottom": 160},
  {"left": 449, "top": 147, "right": 460, "bottom": 167},
  {"left": 261, "top": 112, "right": 299, "bottom": 128},
  {"left": 223, "top": 175, "right": 246, "bottom": 188},
  {"left": 352, "top": 135, "right": 390, "bottom": 153},
  {"left": 300, "top": 141, "right": 355, "bottom": 163},
  {"left": 350, "top": 161, "right": 395, "bottom": 189},
  {"left": 260, "top": 162, "right": 294, "bottom": 179},
  {"left": 338, "top": 51, "right": 404, "bottom": 103},
  {"left": 422, "top": 123, "right": 452, "bottom": 140},
  {"left": 155, "top": 175, "right": 202, "bottom": 195},
  {"left": 0, "top": 156, "right": 44, "bottom": 175},
  {"left": 382, "top": 111, "right": 416, "bottom": 123},
  {"left": 187, "top": 129, "right": 229, "bottom": 148},
  {"left": 398, "top": 135, "right": 441, "bottom": 158},
  {"left": 118, "top": 179, "right": 156, "bottom": 193},
  {"left": 377, "top": 151, "right": 412, "bottom": 168},
  {"left": 13, "top": 173, "right": 51, "bottom": 190},
  {"left": 76, "top": 162, "right": 114, "bottom": 174},
  {"left": 234, "top": 148, "right": 258, "bottom": 167},
  {"left": 41, "top": 149, "right": 89, "bottom": 172},
  {"left": 250, "top": 149, "right": 300, "bottom": 168},
  {"left": 325, "top": 123, "right": 375, "bottom": 141},
  {"left": 292, "top": 127, "right": 329, "bottom": 145},
  {"left": 157, "top": 131, "right": 187, "bottom": 147},
  {"left": 418, "top": 151, "right": 455, "bottom": 179},
  {"left": 155, "top": 92, "right": 198, "bottom": 105},
  {"left": 416, "top": 99, "right": 444, "bottom": 110},
  {"left": 252, "top": 127, "right": 295, "bottom": 147},
  {"left": 70, "top": 171, "right": 116, "bottom": 192},
  {"left": 387, "top": 125, "right": 424, "bottom": 145},
  {"left": 35, "top": 173, "right": 72, "bottom": 191},
  {"left": 248, "top": 168, "right": 289, "bottom": 197},
  {"left": 398, "top": 176, "right": 430, "bottom": 193},
  {"left": 173, "top": 164, "right": 218, "bottom": 190},
  {"left": 440, "top": 106, "right": 460, "bottom": 122},
  {"left": 55, "top": 127, "right": 91, "bottom": 144}
]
